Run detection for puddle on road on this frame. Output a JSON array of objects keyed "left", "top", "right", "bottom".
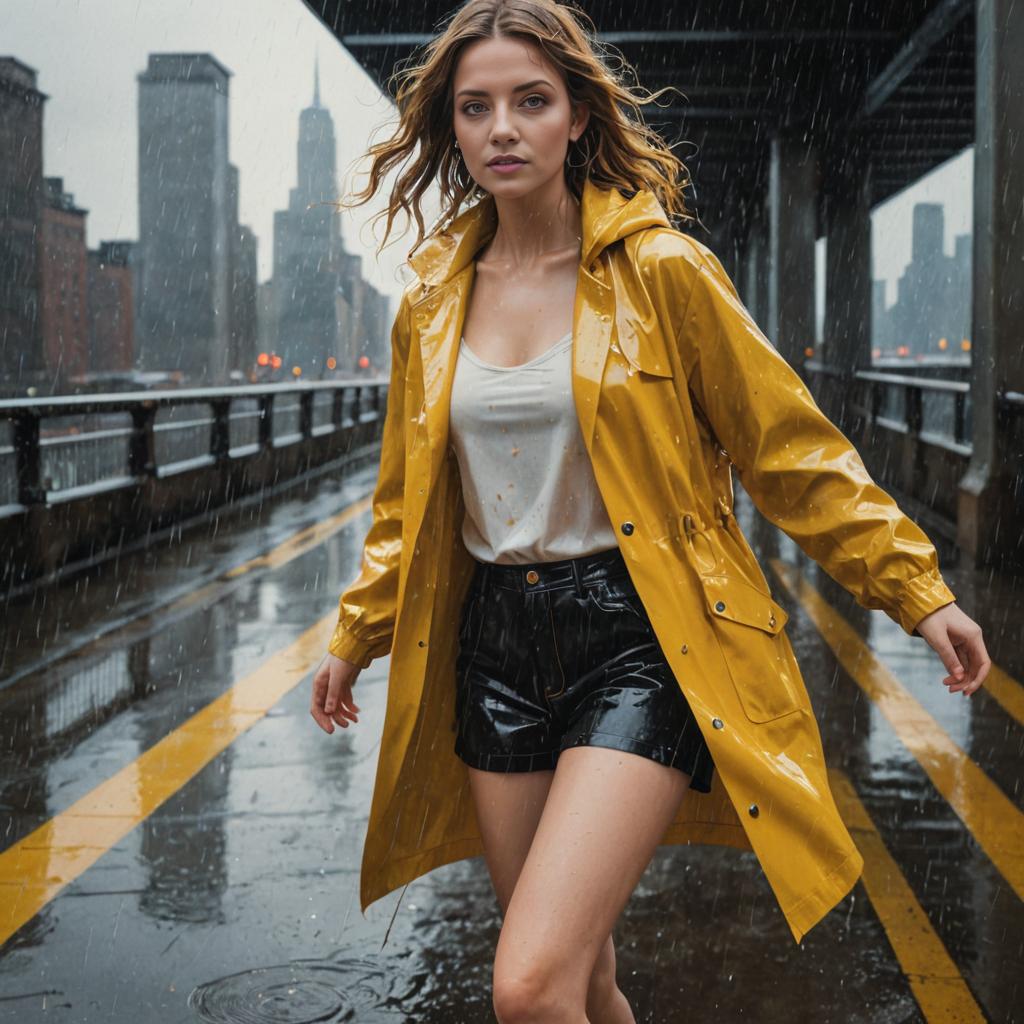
[{"left": 188, "top": 957, "right": 415, "bottom": 1023}]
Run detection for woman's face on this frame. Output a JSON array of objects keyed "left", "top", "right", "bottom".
[{"left": 452, "top": 35, "right": 588, "bottom": 198}]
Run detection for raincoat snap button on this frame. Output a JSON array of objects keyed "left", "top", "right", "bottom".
[
  {"left": 714, "top": 600, "right": 726, "bottom": 612},
  {"left": 769, "top": 613, "right": 777, "bottom": 627},
  {"left": 620, "top": 522, "right": 634, "bottom": 535},
  {"left": 712, "top": 717, "right": 723, "bottom": 729},
  {"left": 526, "top": 570, "right": 540, "bottom": 584},
  {"left": 680, "top": 643, "right": 688, "bottom": 654},
  {"left": 417, "top": 640, "right": 427, "bottom": 647},
  {"left": 748, "top": 803, "right": 759, "bottom": 818}
]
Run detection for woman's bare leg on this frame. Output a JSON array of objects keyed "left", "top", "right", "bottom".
[
  {"left": 467, "top": 765, "right": 639, "bottom": 1023},
  {"left": 486, "top": 746, "right": 692, "bottom": 1024}
]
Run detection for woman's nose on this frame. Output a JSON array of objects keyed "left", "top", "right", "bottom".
[{"left": 490, "top": 104, "right": 519, "bottom": 143}]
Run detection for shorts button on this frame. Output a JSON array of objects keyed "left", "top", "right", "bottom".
[{"left": 526, "top": 570, "right": 540, "bottom": 584}]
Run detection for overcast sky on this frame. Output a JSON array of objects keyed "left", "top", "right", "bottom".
[{"left": 1, "top": 0, "right": 973, "bottom": 316}]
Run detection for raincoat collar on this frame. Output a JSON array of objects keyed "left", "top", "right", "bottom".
[
  {"left": 408, "top": 176, "right": 671, "bottom": 289},
  {"left": 405, "top": 176, "right": 674, "bottom": 516}
]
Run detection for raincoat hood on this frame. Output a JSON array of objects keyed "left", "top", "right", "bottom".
[{"left": 407, "top": 177, "right": 671, "bottom": 288}]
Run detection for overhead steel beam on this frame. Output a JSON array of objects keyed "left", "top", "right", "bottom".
[
  {"left": 858, "top": 0, "right": 972, "bottom": 118},
  {"left": 340, "top": 29, "right": 901, "bottom": 48},
  {"left": 637, "top": 105, "right": 781, "bottom": 120}
]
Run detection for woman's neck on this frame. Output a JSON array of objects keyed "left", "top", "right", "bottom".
[{"left": 482, "top": 176, "right": 583, "bottom": 270}]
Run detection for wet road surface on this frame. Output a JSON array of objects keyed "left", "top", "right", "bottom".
[{"left": 0, "top": 468, "right": 1021, "bottom": 1023}]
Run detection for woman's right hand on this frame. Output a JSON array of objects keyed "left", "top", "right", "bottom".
[{"left": 310, "top": 652, "right": 362, "bottom": 733}]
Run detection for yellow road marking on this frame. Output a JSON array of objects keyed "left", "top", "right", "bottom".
[
  {"left": 0, "top": 494, "right": 374, "bottom": 945},
  {"left": 221, "top": 493, "right": 372, "bottom": 577},
  {"left": 970, "top": 662, "right": 1024, "bottom": 726},
  {"left": 830, "top": 767, "right": 986, "bottom": 1022},
  {"left": 770, "top": 557, "right": 1024, "bottom": 903}
]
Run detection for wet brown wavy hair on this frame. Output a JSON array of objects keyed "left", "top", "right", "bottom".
[{"left": 334, "top": 0, "right": 696, "bottom": 263}]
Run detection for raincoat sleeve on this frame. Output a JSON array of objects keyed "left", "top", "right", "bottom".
[
  {"left": 675, "top": 246, "right": 957, "bottom": 636},
  {"left": 326, "top": 290, "right": 412, "bottom": 668}
]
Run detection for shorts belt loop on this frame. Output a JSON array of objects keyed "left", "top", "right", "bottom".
[{"left": 570, "top": 558, "right": 584, "bottom": 597}]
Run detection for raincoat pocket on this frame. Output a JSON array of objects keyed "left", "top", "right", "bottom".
[{"left": 698, "top": 572, "right": 802, "bottom": 723}]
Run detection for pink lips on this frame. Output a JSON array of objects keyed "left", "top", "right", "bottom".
[{"left": 488, "top": 158, "right": 526, "bottom": 174}]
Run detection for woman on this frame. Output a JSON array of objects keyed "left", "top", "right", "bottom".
[{"left": 311, "top": 1, "right": 991, "bottom": 1019}]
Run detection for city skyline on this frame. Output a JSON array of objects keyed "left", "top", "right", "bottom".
[
  {"left": 1, "top": 45, "right": 391, "bottom": 390},
  {"left": 0, "top": 0, "right": 974, "bottom": 319},
  {"left": 0, "top": 0, "right": 418, "bottom": 313}
]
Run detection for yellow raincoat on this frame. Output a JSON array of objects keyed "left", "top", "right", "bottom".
[{"left": 328, "top": 177, "right": 957, "bottom": 944}]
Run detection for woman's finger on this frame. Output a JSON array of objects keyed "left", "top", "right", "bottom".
[
  {"left": 965, "top": 635, "right": 991, "bottom": 695},
  {"left": 308, "top": 668, "right": 332, "bottom": 732},
  {"left": 330, "top": 690, "right": 359, "bottom": 727},
  {"left": 323, "top": 667, "right": 343, "bottom": 716},
  {"left": 929, "top": 631, "right": 966, "bottom": 688}
]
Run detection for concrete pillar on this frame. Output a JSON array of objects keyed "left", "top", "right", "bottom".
[
  {"left": 741, "top": 202, "right": 769, "bottom": 324},
  {"left": 822, "top": 148, "right": 873, "bottom": 434},
  {"left": 707, "top": 209, "right": 743, "bottom": 285},
  {"left": 768, "top": 132, "right": 820, "bottom": 372},
  {"left": 958, "top": 0, "right": 1024, "bottom": 570}
]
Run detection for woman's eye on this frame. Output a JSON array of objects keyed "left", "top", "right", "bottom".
[{"left": 462, "top": 95, "right": 546, "bottom": 115}]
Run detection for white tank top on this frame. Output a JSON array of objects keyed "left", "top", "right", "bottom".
[{"left": 448, "top": 328, "right": 620, "bottom": 564}]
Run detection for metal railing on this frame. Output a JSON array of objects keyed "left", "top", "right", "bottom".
[
  {"left": 805, "top": 360, "right": 1024, "bottom": 544},
  {"left": 0, "top": 379, "right": 388, "bottom": 589},
  {"left": 0, "top": 379, "right": 386, "bottom": 510}
]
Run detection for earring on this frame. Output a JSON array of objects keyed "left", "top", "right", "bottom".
[{"left": 566, "top": 137, "right": 589, "bottom": 170}]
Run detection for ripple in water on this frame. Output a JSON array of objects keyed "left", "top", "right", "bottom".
[{"left": 188, "top": 958, "right": 410, "bottom": 1023}]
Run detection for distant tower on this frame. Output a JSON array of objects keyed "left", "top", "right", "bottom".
[
  {"left": 136, "top": 54, "right": 233, "bottom": 382},
  {"left": 911, "top": 203, "right": 944, "bottom": 263},
  {"left": 273, "top": 54, "right": 348, "bottom": 373},
  {"left": 0, "top": 58, "right": 48, "bottom": 389},
  {"left": 298, "top": 50, "right": 338, "bottom": 207}
]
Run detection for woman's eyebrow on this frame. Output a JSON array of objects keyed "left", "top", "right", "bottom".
[{"left": 456, "top": 78, "right": 553, "bottom": 98}]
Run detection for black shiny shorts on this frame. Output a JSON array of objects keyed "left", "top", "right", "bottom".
[{"left": 453, "top": 545, "right": 715, "bottom": 792}]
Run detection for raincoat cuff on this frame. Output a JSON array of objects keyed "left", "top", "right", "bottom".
[
  {"left": 327, "top": 624, "right": 376, "bottom": 670},
  {"left": 893, "top": 567, "right": 957, "bottom": 636}
]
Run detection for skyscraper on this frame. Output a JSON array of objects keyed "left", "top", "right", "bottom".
[
  {"left": 273, "top": 54, "right": 350, "bottom": 375},
  {"left": 136, "top": 54, "right": 233, "bottom": 382},
  {"left": 272, "top": 55, "right": 388, "bottom": 377}
]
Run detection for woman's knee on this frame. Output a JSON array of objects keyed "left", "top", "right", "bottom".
[{"left": 492, "top": 963, "right": 584, "bottom": 1023}]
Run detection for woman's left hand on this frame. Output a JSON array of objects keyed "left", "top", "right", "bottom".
[{"left": 914, "top": 602, "right": 991, "bottom": 697}]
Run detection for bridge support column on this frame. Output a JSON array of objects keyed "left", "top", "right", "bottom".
[
  {"left": 741, "top": 201, "right": 769, "bottom": 325},
  {"left": 767, "top": 131, "right": 820, "bottom": 374},
  {"left": 822, "top": 147, "right": 873, "bottom": 432},
  {"left": 707, "top": 197, "right": 744, "bottom": 286},
  {"left": 958, "top": 0, "right": 1024, "bottom": 569}
]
